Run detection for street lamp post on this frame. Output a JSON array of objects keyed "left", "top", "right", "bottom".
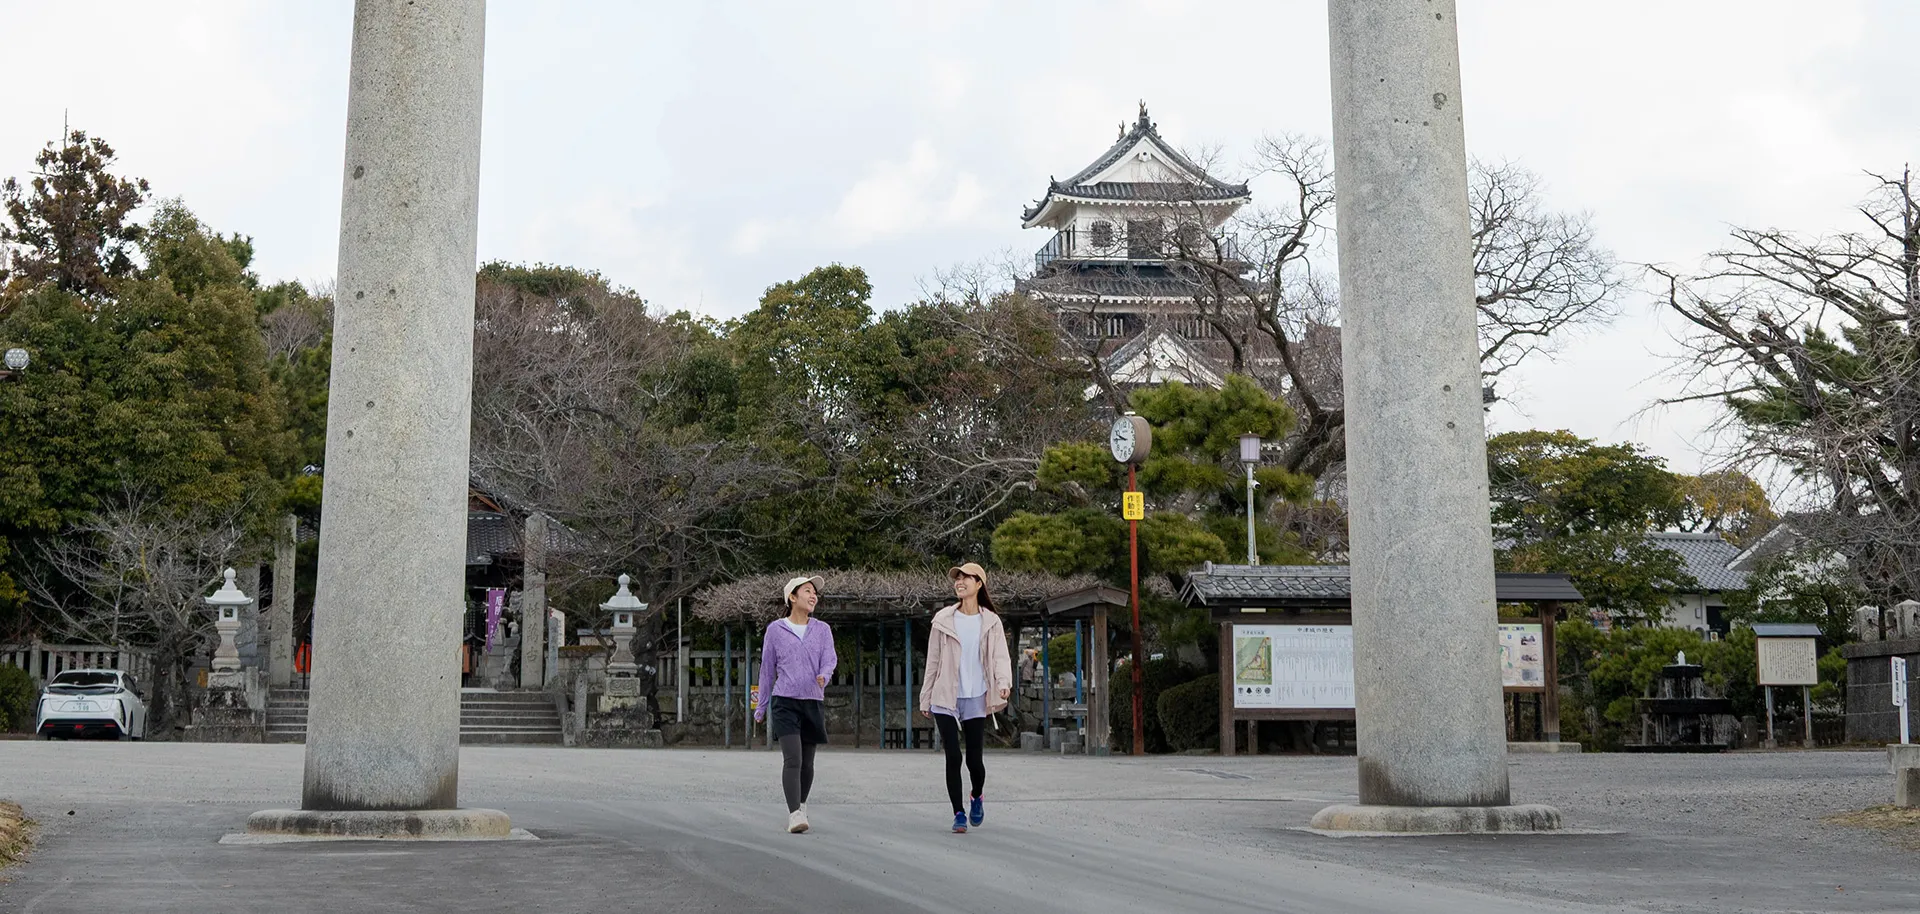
[
  {"left": 0, "top": 347, "right": 28, "bottom": 382},
  {"left": 1239, "top": 433, "right": 1262, "bottom": 565}
]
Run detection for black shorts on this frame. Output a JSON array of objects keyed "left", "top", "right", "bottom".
[{"left": 769, "top": 696, "right": 828, "bottom": 745}]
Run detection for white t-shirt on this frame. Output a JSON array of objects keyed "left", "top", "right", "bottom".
[
  {"left": 954, "top": 610, "right": 986, "bottom": 699},
  {"left": 780, "top": 619, "right": 809, "bottom": 640}
]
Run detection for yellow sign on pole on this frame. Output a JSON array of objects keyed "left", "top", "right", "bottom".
[{"left": 1122, "top": 492, "right": 1144, "bottom": 521}]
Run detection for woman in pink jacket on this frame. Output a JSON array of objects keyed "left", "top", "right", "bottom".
[{"left": 920, "top": 562, "right": 1013, "bottom": 833}]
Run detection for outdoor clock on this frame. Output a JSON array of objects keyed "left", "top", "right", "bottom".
[{"left": 1109, "top": 414, "right": 1152, "bottom": 464}]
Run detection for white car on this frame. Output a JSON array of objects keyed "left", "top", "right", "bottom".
[{"left": 36, "top": 669, "right": 148, "bottom": 740}]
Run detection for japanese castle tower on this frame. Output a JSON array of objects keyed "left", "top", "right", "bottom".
[{"left": 1018, "top": 103, "right": 1250, "bottom": 389}]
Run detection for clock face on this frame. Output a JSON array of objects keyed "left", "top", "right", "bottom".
[{"left": 1110, "top": 417, "right": 1136, "bottom": 462}]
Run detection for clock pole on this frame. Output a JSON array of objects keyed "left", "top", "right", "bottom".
[
  {"left": 1128, "top": 460, "right": 1144, "bottom": 756},
  {"left": 1110, "top": 413, "right": 1151, "bottom": 756}
]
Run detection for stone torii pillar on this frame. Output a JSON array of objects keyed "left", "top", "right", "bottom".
[
  {"left": 1310, "top": 0, "right": 1558, "bottom": 833},
  {"left": 246, "top": 0, "right": 507, "bottom": 839}
]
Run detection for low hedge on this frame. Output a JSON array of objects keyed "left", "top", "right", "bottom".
[
  {"left": 0, "top": 665, "right": 35, "bottom": 733},
  {"left": 1156, "top": 673, "right": 1219, "bottom": 752}
]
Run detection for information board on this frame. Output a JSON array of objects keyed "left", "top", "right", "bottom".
[
  {"left": 1756, "top": 637, "right": 1819, "bottom": 686},
  {"left": 1232, "top": 624, "right": 1353, "bottom": 709},
  {"left": 1498, "top": 623, "right": 1545, "bottom": 689}
]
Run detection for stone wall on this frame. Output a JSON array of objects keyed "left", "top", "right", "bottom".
[{"left": 1842, "top": 638, "right": 1920, "bottom": 743}]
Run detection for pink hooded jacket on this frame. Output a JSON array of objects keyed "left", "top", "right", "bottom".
[{"left": 920, "top": 604, "right": 1014, "bottom": 715}]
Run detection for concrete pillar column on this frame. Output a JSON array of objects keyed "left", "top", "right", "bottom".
[
  {"left": 518, "top": 513, "right": 548, "bottom": 689},
  {"left": 299, "top": 0, "right": 487, "bottom": 814},
  {"left": 268, "top": 515, "right": 297, "bottom": 688},
  {"left": 237, "top": 565, "right": 263, "bottom": 670},
  {"left": 1312, "top": 0, "right": 1556, "bottom": 832}
]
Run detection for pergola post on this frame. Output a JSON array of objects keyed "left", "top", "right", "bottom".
[
  {"left": 1542, "top": 602, "right": 1562, "bottom": 743},
  {"left": 1091, "top": 606, "right": 1111, "bottom": 755}
]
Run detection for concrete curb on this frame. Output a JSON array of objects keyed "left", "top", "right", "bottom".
[
  {"left": 238, "top": 807, "right": 517, "bottom": 841},
  {"left": 1507, "top": 741, "right": 1583, "bottom": 754},
  {"left": 1309, "top": 803, "right": 1563, "bottom": 834}
]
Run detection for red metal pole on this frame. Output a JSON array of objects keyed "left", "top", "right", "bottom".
[{"left": 1130, "top": 462, "right": 1145, "bottom": 756}]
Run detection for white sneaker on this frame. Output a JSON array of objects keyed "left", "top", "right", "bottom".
[
  {"left": 800, "top": 802, "right": 808, "bottom": 816},
  {"left": 788, "top": 810, "right": 809, "bottom": 834}
]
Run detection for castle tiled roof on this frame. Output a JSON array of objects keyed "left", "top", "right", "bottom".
[
  {"left": 1016, "top": 263, "right": 1210, "bottom": 301},
  {"left": 1022, "top": 105, "right": 1250, "bottom": 226}
]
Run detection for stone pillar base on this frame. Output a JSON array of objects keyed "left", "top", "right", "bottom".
[
  {"left": 1310, "top": 803, "right": 1563, "bottom": 834},
  {"left": 236, "top": 808, "right": 517, "bottom": 841},
  {"left": 1891, "top": 744, "right": 1920, "bottom": 807}
]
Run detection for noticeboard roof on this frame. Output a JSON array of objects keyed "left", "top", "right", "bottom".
[
  {"left": 1749, "top": 623, "right": 1823, "bottom": 639},
  {"left": 1179, "top": 565, "right": 1583, "bottom": 608}
]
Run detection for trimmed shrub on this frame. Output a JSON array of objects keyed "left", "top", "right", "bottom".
[
  {"left": 1043, "top": 633, "right": 1079, "bottom": 677},
  {"left": 0, "top": 664, "right": 36, "bottom": 733},
  {"left": 1157, "top": 673, "right": 1219, "bottom": 752},
  {"left": 1109, "top": 657, "right": 1199, "bottom": 754}
]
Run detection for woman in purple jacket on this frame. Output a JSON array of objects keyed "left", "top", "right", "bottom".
[{"left": 755, "top": 575, "right": 838, "bottom": 834}]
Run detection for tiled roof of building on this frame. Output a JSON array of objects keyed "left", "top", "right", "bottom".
[
  {"left": 1648, "top": 532, "right": 1749, "bottom": 592},
  {"left": 1023, "top": 105, "right": 1250, "bottom": 224},
  {"left": 1016, "top": 263, "right": 1209, "bottom": 301},
  {"left": 466, "top": 510, "right": 578, "bottom": 567},
  {"left": 1179, "top": 564, "right": 1584, "bottom": 607}
]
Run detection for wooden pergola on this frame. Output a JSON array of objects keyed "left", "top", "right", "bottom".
[
  {"left": 1041, "top": 584, "right": 1130, "bottom": 756},
  {"left": 693, "top": 569, "right": 1103, "bottom": 750},
  {"left": 1180, "top": 564, "right": 1584, "bottom": 756}
]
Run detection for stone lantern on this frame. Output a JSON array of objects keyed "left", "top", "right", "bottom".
[
  {"left": 600, "top": 575, "right": 648, "bottom": 708},
  {"left": 205, "top": 567, "right": 254, "bottom": 679}
]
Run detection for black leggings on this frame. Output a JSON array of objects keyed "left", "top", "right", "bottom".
[
  {"left": 933, "top": 713, "right": 986, "bottom": 813},
  {"left": 780, "top": 734, "right": 817, "bottom": 813}
]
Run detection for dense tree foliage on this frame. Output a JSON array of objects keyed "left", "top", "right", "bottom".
[{"left": 1488, "top": 430, "right": 1697, "bottom": 625}]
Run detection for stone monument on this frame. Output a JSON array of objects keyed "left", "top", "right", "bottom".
[
  {"left": 267, "top": 514, "right": 298, "bottom": 688},
  {"left": 245, "top": 0, "right": 510, "bottom": 839},
  {"left": 518, "top": 512, "right": 548, "bottom": 688},
  {"left": 1310, "top": 0, "right": 1558, "bottom": 833}
]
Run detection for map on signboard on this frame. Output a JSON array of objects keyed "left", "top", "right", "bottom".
[
  {"left": 1498, "top": 624, "right": 1545, "bottom": 689},
  {"left": 1233, "top": 625, "right": 1353, "bottom": 710},
  {"left": 1234, "top": 634, "right": 1272, "bottom": 686}
]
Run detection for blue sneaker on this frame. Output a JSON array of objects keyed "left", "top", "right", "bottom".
[
  {"left": 951, "top": 811, "right": 968, "bottom": 833},
  {"left": 969, "top": 795, "right": 984, "bottom": 827}
]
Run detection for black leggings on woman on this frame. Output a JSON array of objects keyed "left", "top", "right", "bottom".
[
  {"left": 779, "top": 734, "right": 817, "bottom": 814},
  {"left": 933, "top": 713, "right": 986, "bottom": 813}
]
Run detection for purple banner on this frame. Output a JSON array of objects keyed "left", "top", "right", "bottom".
[{"left": 484, "top": 588, "right": 507, "bottom": 652}]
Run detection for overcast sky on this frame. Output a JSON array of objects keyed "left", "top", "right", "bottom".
[{"left": 4, "top": 1, "right": 1916, "bottom": 482}]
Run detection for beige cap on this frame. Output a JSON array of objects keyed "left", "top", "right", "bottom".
[
  {"left": 783, "top": 575, "right": 825, "bottom": 602},
  {"left": 947, "top": 562, "right": 988, "bottom": 586}
]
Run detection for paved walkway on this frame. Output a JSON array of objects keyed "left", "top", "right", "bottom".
[{"left": 0, "top": 743, "right": 1910, "bottom": 913}]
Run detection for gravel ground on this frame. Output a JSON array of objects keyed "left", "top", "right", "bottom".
[{"left": 0, "top": 742, "right": 1911, "bottom": 913}]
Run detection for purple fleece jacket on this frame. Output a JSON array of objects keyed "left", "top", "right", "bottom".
[{"left": 754, "top": 618, "right": 838, "bottom": 721}]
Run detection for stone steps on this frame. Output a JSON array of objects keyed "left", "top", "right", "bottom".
[{"left": 263, "top": 689, "right": 562, "bottom": 745}]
